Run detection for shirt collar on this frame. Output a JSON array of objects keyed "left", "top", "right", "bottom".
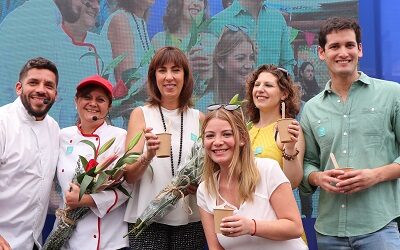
[
  {"left": 231, "top": 0, "right": 267, "bottom": 16},
  {"left": 323, "top": 71, "right": 370, "bottom": 96}
]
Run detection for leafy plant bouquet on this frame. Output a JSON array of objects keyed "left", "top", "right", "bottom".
[
  {"left": 126, "top": 138, "right": 204, "bottom": 237},
  {"left": 43, "top": 133, "right": 142, "bottom": 249}
]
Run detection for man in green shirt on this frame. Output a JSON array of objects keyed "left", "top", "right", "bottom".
[
  {"left": 300, "top": 17, "right": 400, "bottom": 249},
  {"left": 207, "top": 0, "right": 295, "bottom": 74}
]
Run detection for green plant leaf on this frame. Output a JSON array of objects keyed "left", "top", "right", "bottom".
[
  {"left": 114, "top": 154, "right": 140, "bottom": 169},
  {"left": 187, "top": 16, "right": 199, "bottom": 52},
  {"left": 80, "top": 51, "right": 104, "bottom": 75},
  {"left": 127, "top": 132, "right": 143, "bottom": 152},
  {"left": 92, "top": 172, "right": 109, "bottom": 193},
  {"left": 98, "top": 137, "right": 116, "bottom": 156},
  {"left": 79, "top": 155, "right": 88, "bottom": 170},
  {"left": 77, "top": 172, "right": 86, "bottom": 184},
  {"left": 79, "top": 175, "right": 94, "bottom": 200},
  {"left": 80, "top": 140, "right": 97, "bottom": 157},
  {"left": 102, "top": 52, "right": 127, "bottom": 77},
  {"left": 117, "top": 185, "right": 132, "bottom": 198},
  {"left": 229, "top": 94, "right": 239, "bottom": 105}
]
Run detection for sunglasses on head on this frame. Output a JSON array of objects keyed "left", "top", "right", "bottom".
[
  {"left": 277, "top": 67, "right": 289, "bottom": 78},
  {"left": 207, "top": 104, "right": 245, "bottom": 122},
  {"left": 207, "top": 104, "right": 241, "bottom": 111},
  {"left": 225, "top": 24, "right": 249, "bottom": 34}
]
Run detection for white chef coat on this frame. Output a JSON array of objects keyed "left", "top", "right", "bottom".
[
  {"left": 56, "top": 122, "right": 129, "bottom": 250},
  {"left": 0, "top": 97, "right": 60, "bottom": 250}
]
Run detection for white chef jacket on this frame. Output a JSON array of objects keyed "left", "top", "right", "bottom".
[
  {"left": 56, "top": 123, "right": 129, "bottom": 250},
  {"left": 0, "top": 97, "right": 60, "bottom": 250}
]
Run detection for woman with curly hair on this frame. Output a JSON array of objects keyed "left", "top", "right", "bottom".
[{"left": 246, "top": 64, "right": 304, "bottom": 188}]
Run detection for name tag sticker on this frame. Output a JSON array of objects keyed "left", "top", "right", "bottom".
[
  {"left": 318, "top": 127, "right": 326, "bottom": 137},
  {"left": 66, "top": 146, "right": 73, "bottom": 155},
  {"left": 254, "top": 146, "right": 263, "bottom": 155},
  {"left": 191, "top": 133, "right": 198, "bottom": 142}
]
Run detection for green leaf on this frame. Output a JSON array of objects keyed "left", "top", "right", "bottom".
[
  {"left": 229, "top": 94, "right": 239, "bottom": 105},
  {"left": 98, "top": 137, "right": 116, "bottom": 156},
  {"left": 127, "top": 132, "right": 143, "bottom": 152},
  {"left": 117, "top": 185, "right": 132, "bottom": 198},
  {"left": 92, "top": 172, "right": 109, "bottom": 193},
  {"left": 80, "top": 140, "right": 97, "bottom": 156},
  {"left": 114, "top": 154, "right": 140, "bottom": 169},
  {"left": 187, "top": 16, "right": 199, "bottom": 52},
  {"left": 77, "top": 172, "right": 86, "bottom": 184},
  {"left": 80, "top": 51, "right": 104, "bottom": 75},
  {"left": 102, "top": 52, "right": 127, "bottom": 77},
  {"left": 79, "top": 175, "right": 94, "bottom": 201},
  {"left": 79, "top": 155, "right": 88, "bottom": 170}
]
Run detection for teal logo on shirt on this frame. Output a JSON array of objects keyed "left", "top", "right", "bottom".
[
  {"left": 318, "top": 127, "right": 326, "bottom": 137},
  {"left": 66, "top": 146, "right": 73, "bottom": 155},
  {"left": 254, "top": 146, "right": 263, "bottom": 155}
]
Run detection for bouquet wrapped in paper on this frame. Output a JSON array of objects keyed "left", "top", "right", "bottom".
[
  {"left": 43, "top": 133, "right": 142, "bottom": 249},
  {"left": 127, "top": 138, "right": 204, "bottom": 237}
]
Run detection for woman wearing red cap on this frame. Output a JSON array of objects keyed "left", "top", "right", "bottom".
[
  {"left": 54, "top": 75, "right": 129, "bottom": 249},
  {"left": 124, "top": 46, "right": 206, "bottom": 249}
]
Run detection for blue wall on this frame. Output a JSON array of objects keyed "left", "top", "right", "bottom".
[{"left": 359, "top": 0, "right": 400, "bottom": 83}]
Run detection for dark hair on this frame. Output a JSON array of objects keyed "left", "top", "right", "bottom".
[
  {"left": 75, "top": 84, "right": 112, "bottom": 107},
  {"left": 116, "top": 0, "right": 150, "bottom": 20},
  {"left": 147, "top": 46, "right": 194, "bottom": 111},
  {"left": 246, "top": 64, "right": 301, "bottom": 123},
  {"left": 318, "top": 17, "right": 361, "bottom": 50},
  {"left": 163, "top": 0, "right": 209, "bottom": 33},
  {"left": 222, "top": 0, "right": 233, "bottom": 9},
  {"left": 19, "top": 57, "right": 59, "bottom": 86}
]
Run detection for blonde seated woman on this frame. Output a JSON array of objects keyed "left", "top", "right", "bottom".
[{"left": 197, "top": 106, "right": 308, "bottom": 250}]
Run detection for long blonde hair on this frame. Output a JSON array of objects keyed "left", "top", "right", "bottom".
[{"left": 201, "top": 108, "right": 260, "bottom": 202}]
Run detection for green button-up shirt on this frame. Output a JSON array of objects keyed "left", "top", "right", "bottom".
[
  {"left": 300, "top": 72, "right": 400, "bottom": 236},
  {"left": 207, "top": 0, "right": 295, "bottom": 74}
]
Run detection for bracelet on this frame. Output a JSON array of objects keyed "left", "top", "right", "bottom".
[
  {"left": 251, "top": 219, "right": 256, "bottom": 236},
  {"left": 140, "top": 155, "right": 151, "bottom": 167},
  {"left": 282, "top": 149, "right": 299, "bottom": 161}
]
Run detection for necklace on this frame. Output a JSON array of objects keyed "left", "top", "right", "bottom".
[
  {"left": 131, "top": 14, "right": 150, "bottom": 51},
  {"left": 159, "top": 106, "right": 183, "bottom": 176}
]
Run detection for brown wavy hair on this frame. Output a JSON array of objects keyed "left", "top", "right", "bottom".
[
  {"left": 246, "top": 64, "right": 301, "bottom": 123},
  {"left": 146, "top": 46, "right": 194, "bottom": 112}
]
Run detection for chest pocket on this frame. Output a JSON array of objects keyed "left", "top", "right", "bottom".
[
  {"left": 358, "top": 107, "right": 384, "bottom": 148},
  {"left": 311, "top": 117, "right": 334, "bottom": 149}
]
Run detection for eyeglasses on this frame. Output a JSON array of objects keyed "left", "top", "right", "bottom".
[
  {"left": 225, "top": 24, "right": 249, "bottom": 34},
  {"left": 207, "top": 104, "right": 245, "bottom": 122}
]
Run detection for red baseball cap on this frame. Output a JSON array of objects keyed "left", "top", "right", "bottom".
[{"left": 76, "top": 75, "right": 113, "bottom": 98}]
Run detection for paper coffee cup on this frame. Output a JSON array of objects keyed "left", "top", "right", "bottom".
[
  {"left": 277, "top": 118, "right": 294, "bottom": 143},
  {"left": 214, "top": 208, "right": 234, "bottom": 233},
  {"left": 155, "top": 133, "right": 171, "bottom": 158}
]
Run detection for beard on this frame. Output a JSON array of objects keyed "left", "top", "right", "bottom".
[{"left": 20, "top": 93, "right": 54, "bottom": 119}]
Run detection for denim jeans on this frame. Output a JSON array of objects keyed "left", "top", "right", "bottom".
[{"left": 316, "top": 221, "right": 400, "bottom": 250}]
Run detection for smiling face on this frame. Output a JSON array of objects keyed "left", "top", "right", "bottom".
[
  {"left": 75, "top": 87, "right": 110, "bottom": 126},
  {"left": 203, "top": 117, "right": 236, "bottom": 169},
  {"left": 252, "top": 72, "right": 286, "bottom": 113},
  {"left": 74, "top": 0, "right": 99, "bottom": 30},
  {"left": 219, "top": 40, "right": 255, "bottom": 89},
  {"left": 156, "top": 61, "right": 185, "bottom": 103},
  {"left": 182, "top": 0, "right": 205, "bottom": 21},
  {"left": 16, "top": 68, "right": 57, "bottom": 120},
  {"left": 318, "top": 29, "right": 362, "bottom": 80}
]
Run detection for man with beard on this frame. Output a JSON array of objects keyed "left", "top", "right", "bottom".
[
  {"left": 0, "top": 0, "right": 112, "bottom": 128},
  {"left": 0, "top": 57, "right": 60, "bottom": 250}
]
